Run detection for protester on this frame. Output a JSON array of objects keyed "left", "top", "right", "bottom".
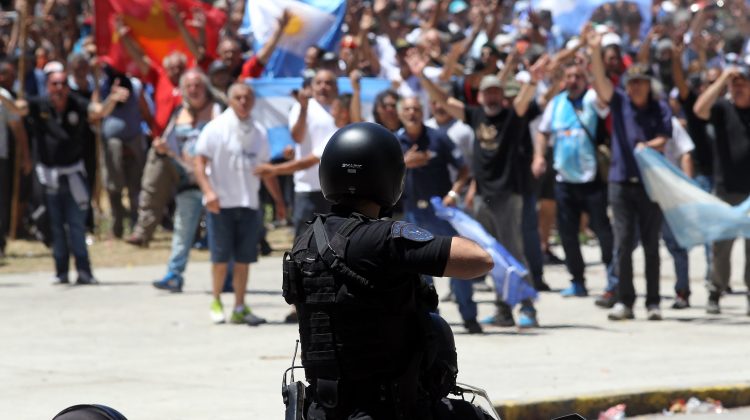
[
  {"left": 194, "top": 83, "right": 285, "bottom": 325},
  {"left": 395, "top": 96, "right": 478, "bottom": 333},
  {"left": 588, "top": 31, "right": 672, "bottom": 322},
  {"left": 151, "top": 69, "right": 222, "bottom": 293},
  {"left": 0, "top": 69, "right": 129, "bottom": 284},
  {"left": 534, "top": 61, "right": 615, "bottom": 299},
  {"left": 288, "top": 69, "right": 338, "bottom": 237},
  {"left": 411, "top": 46, "right": 547, "bottom": 328},
  {"left": 693, "top": 64, "right": 750, "bottom": 316}
]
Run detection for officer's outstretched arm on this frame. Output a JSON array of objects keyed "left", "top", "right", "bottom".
[{"left": 443, "top": 237, "right": 494, "bottom": 279}]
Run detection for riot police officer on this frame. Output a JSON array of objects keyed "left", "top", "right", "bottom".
[{"left": 283, "top": 122, "right": 494, "bottom": 420}]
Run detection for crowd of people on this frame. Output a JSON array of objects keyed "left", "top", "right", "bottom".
[{"left": 1, "top": 0, "right": 749, "bottom": 331}]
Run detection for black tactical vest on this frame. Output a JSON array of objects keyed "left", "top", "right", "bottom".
[{"left": 283, "top": 214, "right": 434, "bottom": 418}]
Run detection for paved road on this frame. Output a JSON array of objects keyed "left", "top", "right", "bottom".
[{"left": 1, "top": 240, "right": 748, "bottom": 419}]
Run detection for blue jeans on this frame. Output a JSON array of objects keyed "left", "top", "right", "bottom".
[
  {"left": 166, "top": 189, "right": 203, "bottom": 275},
  {"left": 46, "top": 179, "right": 91, "bottom": 278},
  {"left": 521, "top": 193, "right": 544, "bottom": 283},
  {"left": 662, "top": 221, "right": 689, "bottom": 295},
  {"left": 693, "top": 174, "right": 714, "bottom": 282},
  {"left": 405, "top": 205, "right": 477, "bottom": 322},
  {"left": 555, "top": 182, "right": 615, "bottom": 287}
]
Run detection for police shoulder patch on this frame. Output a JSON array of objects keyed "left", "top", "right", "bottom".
[{"left": 391, "top": 221, "right": 434, "bottom": 242}]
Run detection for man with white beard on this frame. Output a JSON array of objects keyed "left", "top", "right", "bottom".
[{"left": 409, "top": 48, "right": 547, "bottom": 328}]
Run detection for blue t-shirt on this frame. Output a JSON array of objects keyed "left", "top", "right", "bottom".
[
  {"left": 396, "top": 125, "right": 464, "bottom": 210},
  {"left": 539, "top": 90, "right": 601, "bottom": 183},
  {"left": 608, "top": 89, "right": 672, "bottom": 182}
]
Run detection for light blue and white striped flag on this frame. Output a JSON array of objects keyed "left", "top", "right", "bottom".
[
  {"left": 247, "top": 77, "right": 392, "bottom": 160},
  {"left": 635, "top": 147, "right": 750, "bottom": 249},
  {"left": 531, "top": 0, "right": 651, "bottom": 36},
  {"left": 242, "top": 0, "right": 346, "bottom": 77},
  {"left": 430, "top": 197, "right": 537, "bottom": 308}
]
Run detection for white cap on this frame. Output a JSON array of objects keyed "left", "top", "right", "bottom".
[
  {"left": 601, "top": 33, "right": 622, "bottom": 48},
  {"left": 43, "top": 61, "right": 65, "bottom": 75}
]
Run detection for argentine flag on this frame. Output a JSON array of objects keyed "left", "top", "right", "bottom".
[
  {"left": 242, "top": 0, "right": 346, "bottom": 77},
  {"left": 531, "top": 0, "right": 651, "bottom": 36},
  {"left": 430, "top": 197, "right": 538, "bottom": 308},
  {"left": 248, "top": 77, "right": 392, "bottom": 160},
  {"left": 635, "top": 147, "right": 750, "bottom": 249}
]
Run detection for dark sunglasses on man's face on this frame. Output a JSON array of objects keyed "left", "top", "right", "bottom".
[{"left": 49, "top": 80, "right": 66, "bottom": 87}]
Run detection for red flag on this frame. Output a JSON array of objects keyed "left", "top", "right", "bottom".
[{"left": 94, "top": 0, "right": 226, "bottom": 73}]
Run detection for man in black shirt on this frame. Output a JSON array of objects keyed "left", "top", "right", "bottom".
[
  {"left": 1, "top": 69, "right": 128, "bottom": 284},
  {"left": 410, "top": 48, "right": 546, "bottom": 327},
  {"left": 693, "top": 65, "right": 750, "bottom": 316}
]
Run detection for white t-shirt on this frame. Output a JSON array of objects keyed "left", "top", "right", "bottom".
[
  {"left": 0, "top": 88, "right": 17, "bottom": 160},
  {"left": 288, "top": 98, "right": 337, "bottom": 193},
  {"left": 665, "top": 116, "right": 695, "bottom": 167},
  {"left": 194, "top": 108, "right": 270, "bottom": 209}
]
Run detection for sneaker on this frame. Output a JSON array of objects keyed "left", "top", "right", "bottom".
[
  {"left": 53, "top": 275, "right": 69, "bottom": 285},
  {"left": 76, "top": 274, "right": 99, "bottom": 285},
  {"left": 646, "top": 305, "right": 662, "bottom": 321},
  {"left": 230, "top": 305, "right": 267, "bottom": 326},
  {"left": 482, "top": 302, "right": 515, "bottom": 327},
  {"left": 672, "top": 292, "right": 690, "bottom": 309},
  {"left": 595, "top": 291, "right": 617, "bottom": 309},
  {"left": 518, "top": 308, "right": 539, "bottom": 328},
  {"left": 152, "top": 272, "right": 183, "bottom": 293},
  {"left": 124, "top": 234, "right": 149, "bottom": 248},
  {"left": 543, "top": 249, "right": 565, "bottom": 265},
  {"left": 560, "top": 282, "right": 588, "bottom": 297},
  {"left": 259, "top": 239, "right": 273, "bottom": 256},
  {"left": 464, "top": 319, "right": 483, "bottom": 334},
  {"left": 706, "top": 298, "right": 721, "bottom": 315},
  {"left": 210, "top": 299, "right": 225, "bottom": 324},
  {"left": 533, "top": 278, "right": 552, "bottom": 292},
  {"left": 608, "top": 303, "right": 634, "bottom": 320}
]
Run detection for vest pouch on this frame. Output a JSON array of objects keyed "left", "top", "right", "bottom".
[{"left": 283, "top": 252, "right": 302, "bottom": 305}]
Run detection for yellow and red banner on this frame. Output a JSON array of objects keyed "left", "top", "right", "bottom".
[{"left": 94, "top": 0, "right": 226, "bottom": 73}]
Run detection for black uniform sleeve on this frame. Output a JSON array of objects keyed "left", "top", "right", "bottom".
[
  {"left": 388, "top": 233, "right": 452, "bottom": 277},
  {"left": 344, "top": 220, "right": 453, "bottom": 280}
]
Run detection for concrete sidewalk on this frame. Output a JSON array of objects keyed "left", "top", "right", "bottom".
[{"left": 1, "top": 241, "right": 749, "bottom": 419}]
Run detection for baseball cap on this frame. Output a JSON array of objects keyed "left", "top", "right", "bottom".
[
  {"left": 479, "top": 75, "right": 502, "bottom": 91},
  {"left": 623, "top": 64, "right": 653, "bottom": 84},
  {"left": 502, "top": 79, "right": 522, "bottom": 98},
  {"left": 208, "top": 59, "right": 228, "bottom": 75},
  {"left": 43, "top": 61, "right": 65, "bottom": 75},
  {"left": 601, "top": 32, "right": 622, "bottom": 48}
]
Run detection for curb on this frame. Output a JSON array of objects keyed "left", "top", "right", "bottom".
[{"left": 495, "top": 383, "right": 750, "bottom": 419}]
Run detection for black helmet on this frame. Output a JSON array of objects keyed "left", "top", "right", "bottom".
[
  {"left": 319, "top": 122, "right": 405, "bottom": 208},
  {"left": 53, "top": 404, "right": 127, "bottom": 420}
]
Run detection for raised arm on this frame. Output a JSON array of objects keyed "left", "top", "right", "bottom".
[
  {"left": 693, "top": 67, "right": 735, "bottom": 121},
  {"left": 167, "top": 4, "right": 206, "bottom": 63},
  {"left": 256, "top": 9, "right": 291, "bottom": 66},
  {"left": 290, "top": 88, "right": 310, "bottom": 143},
  {"left": 114, "top": 15, "right": 152, "bottom": 76},
  {"left": 587, "top": 31, "right": 614, "bottom": 104},
  {"left": 88, "top": 79, "right": 131, "bottom": 121},
  {"left": 407, "top": 48, "right": 465, "bottom": 121},
  {"left": 349, "top": 70, "right": 363, "bottom": 123},
  {"left": 513, "top": 55, "right": 548, "bottom": 117},
  {"left": 671, "top": 40, "right": 690, "bottom": 100}
]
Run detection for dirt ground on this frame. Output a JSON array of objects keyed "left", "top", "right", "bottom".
[{"left": 0, "top": 226, "right": 295, "bottom": 275}]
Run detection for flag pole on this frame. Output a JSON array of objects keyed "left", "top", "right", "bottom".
[{"left": 9, "top": 0, "right": 29, "bottom": 240}]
